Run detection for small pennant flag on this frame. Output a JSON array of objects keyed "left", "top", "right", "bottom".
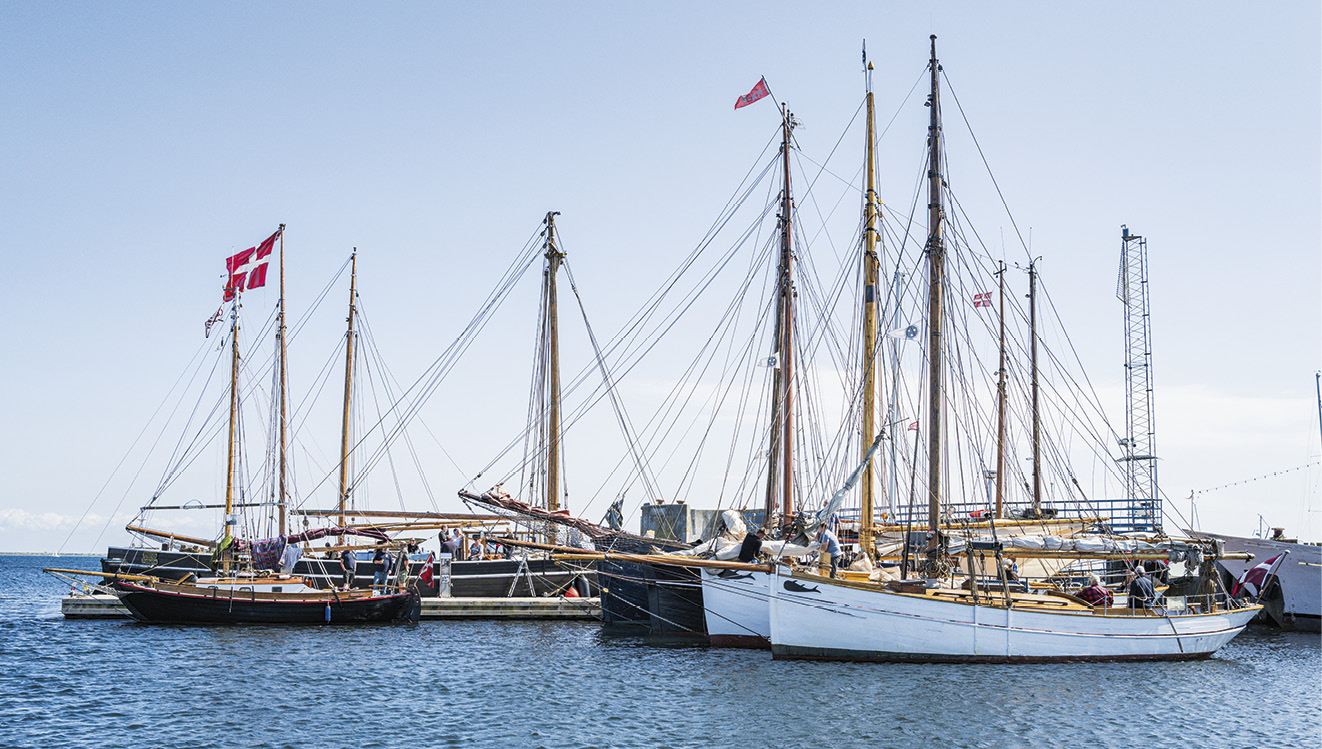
[
  {"left": 973, "top": 291, "right": 992, "bottom": 308},
  {"left": 907, "top": 421, "right": 919, "bottom": 432},
  {"left": 204, "top": 306, "right": 223, "bottom": 338},
  {"left": 224, "top": 228, "right": 282, "bottom": 301},
  {"left": 887, "top": 324, "right": 920, "bottom": 341},
  {"left": 735, "top": 77, "right": 771, "bottom": 110}
]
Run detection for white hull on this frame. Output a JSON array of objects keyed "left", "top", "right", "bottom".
[
  {"left": 768, "top": 570, "right": 1259, "bottom": 662},
  {"left": 1194, "top": 531, "right": 1321, "bottom": 631},
  {"left": 701, "top": 568, "right": 771, "bottom": 648}
]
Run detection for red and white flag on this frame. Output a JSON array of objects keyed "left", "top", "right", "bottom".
[
  {"left": 734, "top": 77, "right": 771, "bottom": 110},
  {"left": 1232, "top": 552, "right": 1287, "bottom": 598},
  {"left": 973, "top": 291, "right": 992, "bottom": 308},
  {"left": 418, "top": 552, "right": 436, "bottom": 586},
  {"left": 223, "top": 228, "right": 282, "bottom": 301},
  {"left": 907, "top": 420, "right": 919, "bottom": 432}
]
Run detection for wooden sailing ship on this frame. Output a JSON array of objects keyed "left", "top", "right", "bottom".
[
  {"left": 763, "top": 37, "right": 1260, "bottom": 661},
  {"left": 91, "top": 232, "right": 420, "bottom": 623}
]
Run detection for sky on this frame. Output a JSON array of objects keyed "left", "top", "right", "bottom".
[{"left": 1, "top": 2, "right": 1319, "bottom": 553}]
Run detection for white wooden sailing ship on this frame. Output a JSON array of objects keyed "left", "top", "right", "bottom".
[{"left": 760, "top": 37, "right": 1260, "bottom": 661}]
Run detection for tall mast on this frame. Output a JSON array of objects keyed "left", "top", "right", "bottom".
[
  {"left": 337, "top": 251, "right": 358, "bottom": 528},
  {"left": 764, "top": 103, "right": 796, "bottom": 528},
  {"left": 223, "top": 293, "right": 241, "bottom": 575},
  {"left": 860, "top": 54, "right": 881, "bottom": 557},
  {"left": 1029, "top": 260, "right": 1042, "bottom": 515},
  {"left": 923, "top": 35, "right": 946, "bottom": 554},
  {"left": 544, "top": 212, "right": 564, "bottom": 516},
  {"left": 995, "top": 261, "right": 1007, "bottom": 518},
  {"left": 277, "top": 224, "right": 288, "bottom": 537}
]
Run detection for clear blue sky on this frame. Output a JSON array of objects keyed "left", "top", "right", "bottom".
[{"left": 2, "top": 3, "right": 1318, "bottom": 552}]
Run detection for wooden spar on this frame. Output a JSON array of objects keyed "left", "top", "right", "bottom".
[
  {"left": 1029, "top": 260, "right": 1042, "bottom": 514},
  {"left": 924, "top": 35, "right": 945, "bottom": 561},
  {"left": 45, "top": 568, "right": 160, "bottom": 582},
  {"left": 860, "top": 57, "right": 881, "bottom": 558},
  {"left": 763, "top": 103, "right": 796, "bottom": 527},
  {"left": 223, "top": 292, "right": 241, "bottom": 575},
  {"left": 126, "top": 525, "right": 214, "bottom": 548},
  {"left": 337, "top": 251, "right": 358, "bottom": 528},
  {"left": 277, "top": 224, "right": 288, "bottom": 537},
  {"left": 995, "top": 261, "right": 1007, "bottom": 518},
  {"left": 544, "top": 212, "right": 564, "bottom": 517},
  {"left": 297, "top": 509, "right": 506, "bottom": 521},
  {"left": 552, "top": 550, "right": 774, "bottom": 573}
]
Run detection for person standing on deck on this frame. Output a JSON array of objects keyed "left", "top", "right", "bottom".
[
  {"left": 339, "top": 547, "right": 358, "bottom": 590},
  {"left": 816, "top": 528, "right": 842, "bottom": 578},
  {"left": 371, "top": 545, "right": 392, "bottom": 593}
]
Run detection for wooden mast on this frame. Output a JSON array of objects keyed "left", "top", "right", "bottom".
[
  {"left": 994, "top": 261, "right": 1007, "bottom": 518},
  {"left": 764, "top": 103, "right": 796, "bottom": 529},
  {"left": 277, "top": 224, "right": 289, "bottom": 537},
  {"left": 544, "top": 212, "right": 564, "bottom": 516},
  {"left": 223, "top": 288, "right": 241, "bottom": 575},
  {"left": 337, "top": 251, "right": 358, "bottom": 528},
  {"left": 923, "top": 35, "right": 946, "bottom": 566},
  {"left": 860, "top": 55, "right": 881, "bottom": 557},
  {"left": 1029, "top": 260, "right": 1043, "bottom": 515}
]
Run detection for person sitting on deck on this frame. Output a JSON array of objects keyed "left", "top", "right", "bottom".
[
  {"left": 1126, "top": 566, "right": 1159, "bottom": 609},
  {"left": 738, "top": 528, "right": 766, "bottom": 563},
  {"left": 1075, "top": 573, "right": 1114, "bottom": 608},
  {"left": 1003, "top": 556, "right": 1020, "bottom": 582}
]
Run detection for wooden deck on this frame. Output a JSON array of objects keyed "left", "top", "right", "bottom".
[{"left": 62, "top": 594, "right": 600, "bottom": 620}]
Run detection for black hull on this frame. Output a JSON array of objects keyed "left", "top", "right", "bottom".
[
  {"left": 597, "top": 557, "right": 653, "bottom": 629},
  {"left": 101, "top": 547, "right": 595, "bottom": 598},
  {"left": 112, "top": 582, "right": 420, "bottom": 624},
  {"left": 592, "top": 540, "right": 706, "bottom": 637},
  {"left": 644, "top": 563, "right": 706, "bottom": 639}
]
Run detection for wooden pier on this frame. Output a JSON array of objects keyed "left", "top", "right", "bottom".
[{"left": 61, "top": 594, "right": 600, "bottom": 620}]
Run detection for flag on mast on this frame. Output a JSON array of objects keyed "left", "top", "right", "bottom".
[
  {"left": 734, "top": 77, "right": 771, "bottom": 110},
  {"left": 973, "top": 292, "right": 993, "bottom": 308},
  {"left": 223, "top": 227, "right": 282, "bottom": 301},
  {"left": 204, "top": 306, "right": 223, "bottom": 338},
  {"left": 1231, "top": 552, "right": 1288, "bottom": 598}
]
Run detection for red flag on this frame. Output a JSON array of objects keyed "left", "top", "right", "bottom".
[
  {"left": 1232, "top": 553, "right": 1287, "bottom": 598},
  {"left": 907, "top": 421, "right": 918, "bottom": 432},
  {"left": 734, "top": 77, "right": 770, "bottom": 110},
  {"left": 419, "top": 552, "right": 436, "bottom": 586},
  {"left": 223, "top": 228, "right": 282, "bottom": 301},
  {"left": 973, "top": 292, "right": 992, "bottom": 308}
]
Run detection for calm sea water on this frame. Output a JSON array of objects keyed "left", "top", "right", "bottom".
[{"left": 2, "top": 554, "right": 1318, "bottom": 748}]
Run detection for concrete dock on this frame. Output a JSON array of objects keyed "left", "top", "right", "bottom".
[{"left": 62, "top": 594, "right": 600, "bottom": 620}]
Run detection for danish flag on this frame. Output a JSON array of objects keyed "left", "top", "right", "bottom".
[
  {"left": 223, "top": 228, "right": 281, "bottom": 301},
  {"left": 973, "top": 291, "right": 993, "bottom": 308},
  {"left": 1232, "top": 552, "right": 1287, "bottom": 599}
]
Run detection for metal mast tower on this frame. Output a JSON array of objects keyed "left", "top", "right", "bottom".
[{"left": 1116, "top": 225, "right": 1159, "bottom": 531}]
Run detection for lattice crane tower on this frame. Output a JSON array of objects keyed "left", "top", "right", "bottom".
[{"left": 1116, "top": 225, "right": 1159, "bottom": 532}]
